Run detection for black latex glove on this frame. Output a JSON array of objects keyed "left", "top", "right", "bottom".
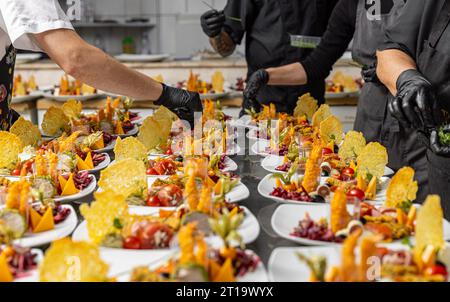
[
  {"left": 244, "top": 69, "right": 269, "bottom": 100},
  {"left": 361, "top": 63, "right": 378, "bottom": 83},
  {"left": 430, "top": 125, "right": 450, "bottom": 156},
  {"left": 155, "top": 84, "right": 203, "bottom": 128},
  {"left": 388, "top": 69, "right": 440, "bottom": 130},
  {"left": 201, "top": 10, "right": 226, "bottom": 38}
]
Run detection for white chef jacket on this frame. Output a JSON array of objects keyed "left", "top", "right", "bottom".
[{"left": 0, "top": 0, "right": 73, "bottom": 58}]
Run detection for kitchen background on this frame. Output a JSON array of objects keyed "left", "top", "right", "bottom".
[{"left": 14, "top": 0, "right": 359, "bottom": 130}]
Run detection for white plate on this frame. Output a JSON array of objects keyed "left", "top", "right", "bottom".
[
  {"left": 94, "top": 139, "right": 116, "bottom": 153},
  {"left": 223, "top": 157, "right": 238, "bottom": 172},
  {"left": 247, "top": 128, "right": 270, "bottom": 141},
  {"left": 250, "top": 140, "right": 271, "bottom": 156},
  {"left": 118, "top": 124, "right": 139, "bottom": 138},
  {"left": 326, "top": 90, "right": 360, "bottom": 99},
  {"left": 72, "top": 206, "right": 259, "bottom": 249},
  {"left": 41, "top": 91, "right": 104, "bottom": 102},
  {"left": 271, "top": 204, "right": 450, "bottom": 246},
  {"left": 16, "top": 53, "right": 42, "bottom": 64},
  {"left": 262, "top": 155, "right": 395, "bottom": 176},
  {"left": 115, "top": 54, "right": 170, "bottom": 62},
  {"left": 113, "top": 250, "right": 268, "bottom": 282},
  {"left": 11, "top": 205, "right": 78, "bottom": 248},
  {"left": 268, "top": 246, "right": 341, "bottom": 282},
  {"left": 54, "top": 175, "right": 97, "bottom": 203},
  {"left": 11, "top": 92, "right": 41, "bottom": 103},
  {"left": 258, "top": 173, "right": 390, "bottom": 205},
  {"left": 85, "top": 153, "right": 111, "bottom": 173},
  {"left": 199, "top": 91, "right": 229, "bottom": 100},
  {"left": 145, "top": 176, "right": 250, "bottom": 204},
  {"left": 13, "top": 249, "right": 43, "bottom": 282}
]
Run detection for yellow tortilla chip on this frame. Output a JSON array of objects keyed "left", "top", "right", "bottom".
[
  {"left": 357, "top": 142, "right": 388, "bottom": 180},
  {"left": 10, "top": 116, "right": 41, "bottom": 147},
  {"left": 320, "top": 115, "right": 343, "bottom": 145},
  {"left": 98, "top": 158, "right": 147, "bottom": 198},
  {"left": 153, "top": 106, "right": 178, "bottom": 139},
  {"left": 0, "top": 131, "right": 23, "bottom": 169},
  {"left": 294, "top": 93, "right": 318, "bottom": 120},
  {"left": 385, "top": 167, "right": 418, "bottom": 208},
  {"left": 114, "top": 137, "right": 148, "bottom": 162},
  {"left": 312, "top": 104, "right": 332, "bottom": 128},
  {"left": 61, "top": 99, "right": 82, "bottom": 119},
  {"left": 414, "top": 195, "right": 445, "bottom": 262},
  {"left": 41, "top": 106, "right": 69, "bottom": 136},
  {"left": 338, "top": 131, "right": 366, "bottom": 163},
  {"left": 138, "top": 116, "right": 167, "bottom": 150},
  {"left": 80, "top": 190, "right": 129, "bottom": 245},
  {"left": 211, "top": 71, "right": 225, "bottom": 93},
  {"left": 39, "top": 238, "right": 109, "bottom": 282}
]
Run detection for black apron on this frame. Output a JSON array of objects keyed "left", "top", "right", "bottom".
[
  {"left": 418, "top": 0, "right": 450, "bottom": 219},
  {"left": 0, "top": 44, "right": 19, "bottom": 130},
  {"left": 243, "top": 0, "right": 329, "bottom": 114},
  {"left": 353, "top": 0, "right": 429, "bottom": 202}
]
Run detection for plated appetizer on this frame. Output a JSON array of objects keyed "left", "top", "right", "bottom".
[
  {"left": 326, "top": 71, "right": 361, "bottom": 95},
  {"left": 177, "top": 71, "right": 228, "bottom": 99},
  {"left": 12, "top": 75, "right": 38, "bottom": 97},
  {"left": 0, "top": 245, "right": 40, "bottom": 282},
  {"left": 294, "top": 195, "right": 449, "bottom": 282}
]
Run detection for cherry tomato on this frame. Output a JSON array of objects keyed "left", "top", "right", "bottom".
[
  {"left": 123, "top": 236, "right": 141, "bottom": 249},
  {"left": 146, "top": 168, "right": 158, "bottom": 175},
  {"left": 11, "top": 169, "right": 21, "bottom": 176},
  {"left": 165, "top": 148, "right": 173, "bottom": 155},
  {"left": 425, "top": 265, "right": 448, "bottom": 279},
  {"left": 322, "top": 148, "right": 333, "bottom": 156},
  {"left": 342, "top": 168, "right": 355, "bottom": 176},
  {"left": 146, "top": 195, "right": 161, "bottom": 207},
  {"left": 158, "top": 185, "right": 183, "bottom": 206},
  {"left": 138, "top": 223, "right": 174, "bottom": 249},
  {"left": 347, "top": 188, "right": 366, "bottom": 201}
]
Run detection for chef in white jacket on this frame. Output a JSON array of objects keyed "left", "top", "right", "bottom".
[{"left": 0, "top": 0, "right": 201, "bottom": 130}]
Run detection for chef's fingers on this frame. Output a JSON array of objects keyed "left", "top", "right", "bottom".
[
  {"left": 203, "top": 10, "right": 219, "bottom": 19},
  {"left": 401, "top": 92, "right": 423, "bottom": 129},
  {"left": 416, "top": 88, "right": 437, "bottom": 130},
  {"left": 390, "top": 97, "right": 411, "bottom": 128},
  {"left": 430, "top": 129, "right": 450, "bottom": 155},
  {"left": 205, "top": 13, "right": 225, "bottom": 25}
]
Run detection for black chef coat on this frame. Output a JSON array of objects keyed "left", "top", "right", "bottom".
[{"left": 223, "top": 0, "right": 338, "bottom": 113}]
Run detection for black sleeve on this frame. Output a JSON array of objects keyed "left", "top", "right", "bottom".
[
  {"left": 222, "top": 0, "right": 256, "bottom": 45},
  {"left": 300, "top": 0, "right": 357, "bottom": 82},
  {"left": 379, "top": 0, "right": 430, "bottom": 59}
]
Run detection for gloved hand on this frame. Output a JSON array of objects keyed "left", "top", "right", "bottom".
[
  {"left": 201, "top": 10, "right": 226, "bottom": 38},
  {"left": 243, "top": 69, "right": 269, "bottom": 111},
  {"left": 388, "top": 69, "right": 441, "bottom": 130},
  {"left": 430, "top": 125, "right": 450, "bottom": 157},
  {"left": 155, "top": 84, "right": 203, "bottom": 128},
  {"left": 361, "top": 63, "right": 378, "bottom": 83}
]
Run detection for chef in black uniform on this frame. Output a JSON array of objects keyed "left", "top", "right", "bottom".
[
  {"left": 242, "top": 0, "right": 429, "bottom": 200},
  {"left": 0, "top": 0, "right": 201, "bottom": 131},
  {"left": 377, "top": 0, "right": 450, "bottom": 216},
  {"left": 200, "top": 0, "right": 338, "bottom": 115}
]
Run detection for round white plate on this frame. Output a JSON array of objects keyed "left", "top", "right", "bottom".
[
  {"left": 250, "top": 140, "right": 271, "bottom": 156},
  {"left": 326, "top": 90, "right": 360, "bottom": 99},
  {"left": 268, "top": 246, "right": 341, "bottom": 282},
  {"left": 113, "top": 250, "right": 268, "bottom": 282},
  {"left": 72, "top": 206, "right": 259, "bottom": 249},
  {"left": 54, "top": 175, "right": 97, "bottom": 203},
  {"left": 222, "top": 157, "right": 238, "bottom": 172},
  {"left": 118, "top": 124, "right": 139, "bottom": 138},
  {"left": 94, "top": 139, "right": 116, "bottom": 153},
  {"left": 257, "top": 174, "right": 329, "bottom": 206},
  {"left": 258, "top": 173, "right": 390, "bottom": 205},
  {"left": 115, "top": 54, "right": 170, "bottom": 62},
  {"left": 11, "top": 92, "right": 41, "bottom": 103},
  {"left": 199, "top": 91, "right": 229, "bottom": 100},
  {"left": 41, "top": 91, "right": 104, "bottom": 102},
  {"left": 11, "top": 205, "right": 78, "bottom": 248},
  {"left": 16, "top": 53, "right": 42, "bottom": 64},
  {"left": 262, "top": 155, "right": 395, "bottom": 176},
  {"left": 85, "top": 153, "right": 111, "bottom": 173}
]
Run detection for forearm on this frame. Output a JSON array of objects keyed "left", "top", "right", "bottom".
[
  {"left": 376, "top": 49, "right": 417, "bottom": 95},
  {"left": 34, "top": 29, "right": 162, "bottom": 101},
  {"left": 266, "top": 63, "right": 307, "bottom": 86},
  {"left": 209, "top": 31, "right": 236, "bottom": 57}
]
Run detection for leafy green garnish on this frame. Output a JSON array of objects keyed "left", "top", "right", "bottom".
[
  {"left": 439, "top": 127, "right": 450, "bottom": 146},
  {"left": 113, "top": 218, "right": 123, "bottom": 230}
]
